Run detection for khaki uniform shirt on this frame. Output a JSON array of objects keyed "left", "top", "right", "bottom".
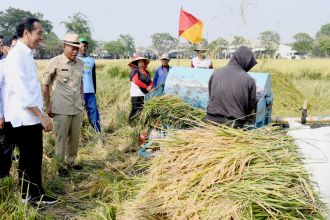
[{"left": 42, "top": 54, "right": 84, "bottom": 115}]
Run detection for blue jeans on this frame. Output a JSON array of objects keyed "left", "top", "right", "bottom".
[{"left": 84, "top": 93, "right": 101, "bottom": 132}]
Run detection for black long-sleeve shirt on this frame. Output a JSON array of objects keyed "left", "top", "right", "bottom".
[{"left": 207, "top": 46, "right": 257, "bottom": 121}]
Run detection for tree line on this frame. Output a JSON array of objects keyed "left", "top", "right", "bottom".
[{"left": 1, "top": 7, "right": 330, "bottom": 59}]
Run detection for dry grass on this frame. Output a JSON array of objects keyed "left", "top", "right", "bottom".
[{"left": 120, "top": 125, "right": 326, "bottom": 219}]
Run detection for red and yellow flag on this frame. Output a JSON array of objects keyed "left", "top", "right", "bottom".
[{"left": 179, "top": 9, "right": 204, "bottom": 44}]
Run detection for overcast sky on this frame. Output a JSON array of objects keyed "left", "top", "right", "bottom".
[{"left": 1, "top": 0, "right": 330, "bottom": 47}]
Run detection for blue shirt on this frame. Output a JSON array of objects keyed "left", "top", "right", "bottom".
[
  {"left": 80, "top": 56, "right": 96, "bottom": 93},
  {"left": 153, "top": 66, "right": 171, "bottom": 88}
]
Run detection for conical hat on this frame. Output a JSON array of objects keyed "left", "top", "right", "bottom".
[{"left": 128, "top": 55, "right": 150, "bottom": 66}]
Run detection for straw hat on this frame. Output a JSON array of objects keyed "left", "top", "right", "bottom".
[
  {"left": 194, "top": 45, "right": 207, "bottom": 51},
  {"left": 62, "top": 34, "right": 81, "bottom": 48},
  {"left": 128, "top": 55, "right": 150, "bottom": 66},
  {"left": 160, "top": 53, "right": 170, "bottom": 61}
]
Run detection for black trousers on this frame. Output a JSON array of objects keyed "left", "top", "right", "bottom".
[
  {"left": 13, "top": 124, "right": 44, "bottom": 197},
  {"left": 0, "top": 122, "right": 14, "bottom": 178},
  {"left": 128, "top": 96, "right": 144, "bottom": 121}
]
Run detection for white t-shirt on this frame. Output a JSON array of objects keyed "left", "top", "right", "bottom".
[{"left": 192, "top": 56, "right": 212, "bottom": 69}]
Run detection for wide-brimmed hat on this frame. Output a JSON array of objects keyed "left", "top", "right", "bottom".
[
  {"left": 128, "top": 55, "right": 150, "bottom": 66},
  {"left": 160, "top": 53, "right": 170, "bottom": 61},
  {"left": 194, "top": 45, "right": 207, "bottom": 51},
  {"left": 62, "top": 34, "right": 81, "bottom": 48}
]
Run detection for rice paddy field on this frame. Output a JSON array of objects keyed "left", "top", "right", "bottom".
[{"left": 0, "top": 58, "right": 329, "bottom": 219}]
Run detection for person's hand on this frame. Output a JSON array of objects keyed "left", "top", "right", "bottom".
[
  {"left": 147, "top": 86, "right": 152, "bottom": 91},
  {"left": 0, "top": 118, "right": 4, "bottom": 129},
  {"left": 40, "top": 114, "right": 53, "bottom": 132},
  {"left": 46, "top": 105, "right": 54, "bottom": 118}
]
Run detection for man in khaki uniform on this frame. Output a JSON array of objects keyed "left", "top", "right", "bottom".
[{"left": 42, "top": 34, "right": 84, "bottom": 176}]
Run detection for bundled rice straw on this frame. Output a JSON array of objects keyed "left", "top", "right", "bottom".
[
  {"left": 121, "top": 125, "right": 326, "bottom": 219},
  {"left": 139, "top": 95, "right": 206, "bottom": 129},
  {"left": 270, "top": 70, "right": 306, "bottom": 117}
]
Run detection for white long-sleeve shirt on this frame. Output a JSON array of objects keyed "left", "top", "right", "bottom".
[{"left": 4, "top": 40, "right": 43, "bottom": 128}]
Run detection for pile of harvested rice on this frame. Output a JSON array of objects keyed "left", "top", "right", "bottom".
[
  {"left": 138, "top": 95, "right": 206, "bottom": 129},
  {"left": 257, "top": 68, "right": 306, "bottom": 117},
  {"left": 120, "top": 124, "right": 326, "bottom": 219}
]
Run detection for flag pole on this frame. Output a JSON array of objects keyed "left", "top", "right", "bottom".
[
  {"left": 177, "top": 36, "right": 180, "bottom": 66},
  {"left": 177, "top": 6, "right": 183, "bottom": 66}
]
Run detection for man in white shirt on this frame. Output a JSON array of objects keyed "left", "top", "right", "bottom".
[
  {"left": 4, "top": 17, "right": 57, "bottom": 205},
  {"left": 191, "top": 45, "right": 213, "bottom": 69},
  {"left": 0, "top": 35, "right": 17, "bottom": 178},
  {"left": 0, "top": 37, "right": 11, "bottom": 129}
]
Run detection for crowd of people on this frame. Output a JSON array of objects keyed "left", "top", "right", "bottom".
[
  {"left": 0, "top": 17, "right": 102, "bottom": 205},
  {"left": 128, "top": 44, "right": 257, "bottom": 128},
  {"left": 0, "top": 16, "right": 257, "bottom": 206}
]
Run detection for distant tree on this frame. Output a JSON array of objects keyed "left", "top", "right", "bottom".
[
  {"left": 0, "top": 7, "right": 53, "bottom": 36},
  {"left": 62, "top": 12, "right": 96, "bottom": 53},
  {"left": 62, "top": 12, "right": 91, "bottom": 36},
  {"left": 178, "top": 42, "right": 195, "bottom": 58},
  {"left": 231, "top": 36, "right": 246, "bottom": 49},
  {"left": 259, "top": 31, "right": 280, "bottom": 58},
  {"left": 151, "top": 33, "right": 178, "bottom": 55},
  {"left": 312, "top": 44, "right": 322, "bottom": 57},
  {"left": 217, "top": 38, "right": 229, "bottom": 50},
  {"left": 104, "top": 40, "right": 125, "bottom": 57},
  {"left": 0, "top": 7, "right": 59, "bottom": 58},
  {"left": 119, "top": 34, "right": 135, "bottom": 58},
  {"left": 207, "top": 40, "right": 220, "bottom": 59},
  {"left": 207, "top": 37, "right": 229, "bottom": 58},
  {"left": 40, "top": 32, "right": 62, "bottom": 58},
  {"left": 316, "top": 36, "right": 330, "bottom": 57},
  {"left": 93, "top": 41, "right": 106, "bottom": 58},
  {"left": 292, "top": 33, "right": 314, "bottom": 57},
  {"left": 315, "top": 23, "right": 330, "bottom": 57},
  {"left": 316, "top": 23, "right": 330, "bottom": 38}
]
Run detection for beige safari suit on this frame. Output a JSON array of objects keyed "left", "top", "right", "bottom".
[{"left": 42, "top": 54, "right": 84, "bottom": 165}]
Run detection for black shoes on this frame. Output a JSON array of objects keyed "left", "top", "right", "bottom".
[
  {"left": 58, "top": 167, "right": 69, "bottom": 177},
  {"left": 69, "top": 164, "right": 83, "bottom": 170},
  {"left": 22, "top": 194, "right": 58, "bottom": 205}
]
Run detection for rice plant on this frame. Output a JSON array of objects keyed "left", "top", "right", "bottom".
[
  {"left": 0, "top": 58, "right": 329, "bottom": 219},
  {"left": 121, "top": 125, "right": 326, "bottom": 219}
]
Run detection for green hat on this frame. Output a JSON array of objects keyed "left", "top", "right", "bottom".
[{"left": 79, "top": 37, "right": 88, "bottom": 44}]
